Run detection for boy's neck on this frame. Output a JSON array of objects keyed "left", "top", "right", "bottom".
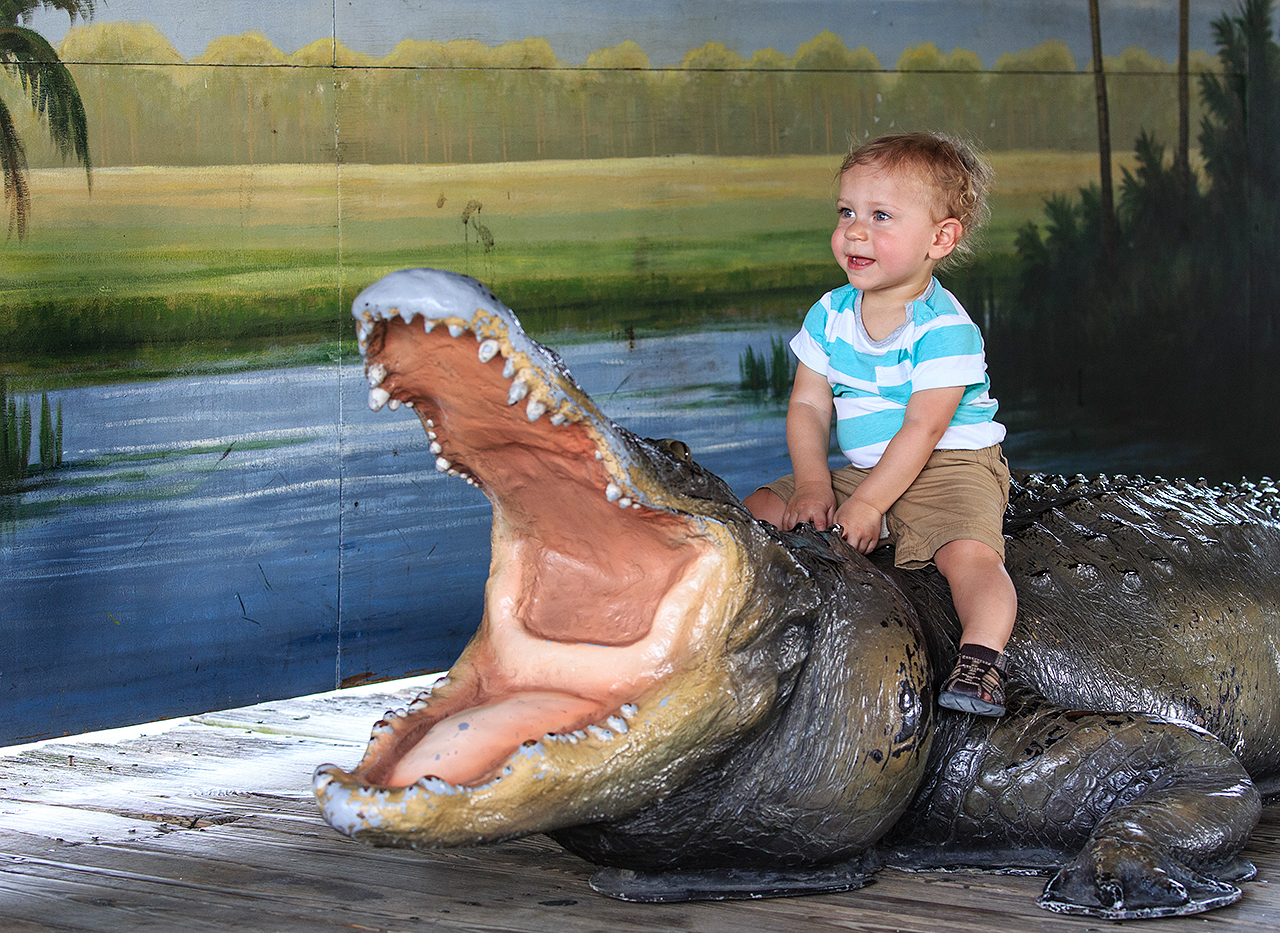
[{"left": 859, "top": 276, "right": 934, "bottom": 339}]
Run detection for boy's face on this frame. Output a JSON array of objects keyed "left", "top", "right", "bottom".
[{"left": 831, "top": 162, "right": 961, "bottom": 306}]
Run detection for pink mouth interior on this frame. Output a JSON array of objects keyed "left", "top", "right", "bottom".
[{"left": 356, "top": 318, "right": 699, "bottom": 788}]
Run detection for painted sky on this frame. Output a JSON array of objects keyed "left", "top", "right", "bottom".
[{"left": 31, "top": 0, "right": 1225, "bottom": 66}]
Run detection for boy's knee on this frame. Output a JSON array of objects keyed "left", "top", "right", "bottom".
[{"left": 934, "top": 538, "right": 1003, "bottom": 576}]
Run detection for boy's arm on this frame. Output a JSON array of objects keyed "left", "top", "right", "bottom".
[
  {"left": 836, "top": 385, "right": 964, "bottom": 553},
  {"left": 782, "top": 362, "right": 838, "bottom": 530}
]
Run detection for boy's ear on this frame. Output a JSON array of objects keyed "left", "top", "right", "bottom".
[{"left": 930, "top": 218, "right": 963, "bottom": 258}]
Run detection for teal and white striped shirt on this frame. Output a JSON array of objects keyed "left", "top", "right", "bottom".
[{"left": 790, "top": 280, "right": 1005, "bottom": 468}]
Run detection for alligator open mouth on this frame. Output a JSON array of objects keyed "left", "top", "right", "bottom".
[{"left": 314, "top": 270, "right": 772, "bottom": 847}]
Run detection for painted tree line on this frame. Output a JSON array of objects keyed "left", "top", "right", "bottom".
[
  {"left": 982, "top": 0, "right": 1280, "bottom": 474},
  {"left": 12, "top": 20, "right": 1221, "bottom": 169}
]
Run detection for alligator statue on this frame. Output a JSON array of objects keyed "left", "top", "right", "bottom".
[{"left": 314, "top": 268, "right": 1280, "bottom": 920}]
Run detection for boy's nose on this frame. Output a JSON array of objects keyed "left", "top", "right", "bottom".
[{"left": 844, "top": 220, "right": 868, "bottom": 240}]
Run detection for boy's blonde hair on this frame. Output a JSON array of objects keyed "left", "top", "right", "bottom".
[{"left": 839, "top": 132, "right": 992, "bottom": 271}]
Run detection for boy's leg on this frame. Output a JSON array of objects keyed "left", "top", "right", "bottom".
[
  {"left": 933, "top": 538, "right": 1018, "bottom": 653},
  {"left": 933, "top": 538, "right": 1018, "bottom": 716},
  {"left": 743, "top": 487, "right": 786, "bottom": 526}
]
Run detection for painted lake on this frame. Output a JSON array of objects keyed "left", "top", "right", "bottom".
[{"left": 0, "top": 325, "right": 1229, "bottom": 744}]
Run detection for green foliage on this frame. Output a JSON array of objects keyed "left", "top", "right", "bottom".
[
  {"left": 739, "top": 336, "right": 795, "bottom": 399},
  {"left": 0, "top": 0, "right": 92, "bottom": 238}
]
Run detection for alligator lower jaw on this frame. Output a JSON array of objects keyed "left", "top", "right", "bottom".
[{"left": 313, "top": 271, "right": 767, "bottom": 845}]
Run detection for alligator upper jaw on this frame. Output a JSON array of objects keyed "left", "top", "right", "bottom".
[{"left": 314, "top": 269, "right": 775, "bottom": 846}]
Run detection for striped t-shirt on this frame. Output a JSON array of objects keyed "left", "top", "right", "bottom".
[{"left": 790, "top": 280, "right": 1005, "bottom": 468}]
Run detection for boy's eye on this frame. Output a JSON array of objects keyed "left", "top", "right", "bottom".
[
  {"left": 837, "top": 207, "right": 854, "bottom": 219},
  {"left": 872, "top": 210, "right": 890, "bottom": 221}
]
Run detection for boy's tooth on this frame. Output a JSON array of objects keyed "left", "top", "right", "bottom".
[
  {"left": 368, "top": 387, "right": 390, "bottom": 411},
  {"left": 477, "top": 339, "right": 500, "bottom": 363},
  {"left": 526, "top": 398, "right": 547, "bottom": 421},
  {"left": 448, "top": 323, "right": 464, "bottom": 338}
]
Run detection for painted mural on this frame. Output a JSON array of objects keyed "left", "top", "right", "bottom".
[{"left": 2, "top": 0, "right": 1275, "bottom": 743}]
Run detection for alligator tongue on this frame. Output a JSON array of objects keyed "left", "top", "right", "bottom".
[{"left": 380, "top": 690, "right": 602, "bottom": 787}]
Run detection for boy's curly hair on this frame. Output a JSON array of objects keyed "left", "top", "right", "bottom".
[{"left": 839, "top": 132, "right": 993, "bottom": 271}]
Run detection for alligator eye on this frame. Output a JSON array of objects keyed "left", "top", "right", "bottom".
[{"left": 657, "top": 438, "right": 692, "bottom": 463}]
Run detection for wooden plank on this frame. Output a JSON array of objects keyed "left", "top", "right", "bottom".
[{"left": 2, "top": 682, "right": 1278, "bottom": 932}]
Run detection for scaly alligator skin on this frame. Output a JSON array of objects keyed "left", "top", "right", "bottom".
[{"left": 314, "top": 269, "right": 1280, "bottom": 920}]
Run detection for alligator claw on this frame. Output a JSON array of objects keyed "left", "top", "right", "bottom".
[{"left": 1038, "top": 837, "right": 1243, "bottom": 920}]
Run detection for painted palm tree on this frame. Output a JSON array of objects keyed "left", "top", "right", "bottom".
[{"left": 1, "top": 0, "right": 93, "bottom": 239}]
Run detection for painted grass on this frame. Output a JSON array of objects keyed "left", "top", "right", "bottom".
[{"left": 2, "top": 151, "right": 1134, "bottom": 385}]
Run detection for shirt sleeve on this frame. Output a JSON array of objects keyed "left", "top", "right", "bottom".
[
  {"left": 910, "top": 319, "right": 987, "bottom": 391},
  {"left": 789, "top": 296, "right": 833, "bottom": 376}
]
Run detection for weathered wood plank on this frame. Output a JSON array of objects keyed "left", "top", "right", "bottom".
[{"left": 2, "top": 681, "right": 1278, "bottom": 932}]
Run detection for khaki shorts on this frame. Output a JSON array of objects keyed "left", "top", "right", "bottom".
[{"left": 760, "top": 445, "right": 1010, "bottom": 569}]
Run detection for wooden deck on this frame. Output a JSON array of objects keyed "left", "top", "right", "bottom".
[{"left": 1, "top": 678, "right": 1276, "bottom": 933}]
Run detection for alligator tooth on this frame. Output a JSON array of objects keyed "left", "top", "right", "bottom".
[
  {"left": 447, "top": 323, "right": 465, "bottom": 338},
  {"left": 436, "top": 457, "right": 451, "bottom": 472},
  {"left": 399, "top": 307, "right": 417, "bottom": 325},
  {"left": 370, "top": 722, "right": 394, "bottom": 738},
  {"left": 508, "top": 378, "right": 529, "bottom": 405},
  {"left": 587, "top": 725, "right": 614, "bottom": 741},
  {"left": 430, "top": 442, "right": 443, "bottom": 454},
  {"left": 414, "top": 776, "right": 460, "bottom": 795},
  {"left": 502, "top": 358, "right": 516, "bottom": 379},
  {"left": 606, "top": 716, "right": 628, "bottom": 733},
  {"left": 549, "top": 412, "right": 566, "bottom": 426},
  {"left": 595, "top": 451, "right": 604, "bottom": 460},
  {"left": 605, "top": 483, "right": 622, "bottom": 503},
  {"left": 448, "top": 468, "right": 459, "bottom": 477},
  {"left": 368, "top": 387, "right": 390, "bottom": 411},
  {"left": 357, "top": 321, "right": 372, "bottom": 343},
  {"left": 477, "top": 339, "right": 500, "bottom": 363},
  {"left": 403, "top": 400, "right": 414, "bottom": 408},
  {"left": 619, "top": 703, "right": 638, "bottom": 719},
  {"left": 425, "top": 419, "right": 435, "bottom": 428},
  {"left": 526, "top": 398, "right": 547, "bottom": 421},
  {"left": 367, "top": 363, "right": 388, "bottom": 388},
  {"left": 426, "top": 430, "right": 437, "bottom": 440},
  {"left": 618, "top": 497, "right": 632, "bottom": 509},
  {"left": 388, "top": 399, "right": 401, "bottom": 410}
]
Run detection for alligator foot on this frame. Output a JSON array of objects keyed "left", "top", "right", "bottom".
[
  {"left": 1038, "top": 837, "right": 1244, "bottom": 919},
  {"left": 589, "top": 852, "right": 881, "bottom": 903}
]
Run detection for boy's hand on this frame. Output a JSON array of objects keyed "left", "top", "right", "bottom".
[
  {"left": 783, "top": 481, "right": 836, "bottom": 531},
  {"left": 835, "top": 498, "right": 884, "bottom": 554}
]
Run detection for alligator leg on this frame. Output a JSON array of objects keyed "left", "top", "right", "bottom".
[{"left": 885, "top": 701, "right": 1262, "bottom": 919}]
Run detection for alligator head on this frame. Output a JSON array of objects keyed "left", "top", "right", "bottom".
[{"left": 313, "top": 269, "right": 931, "bottom": 860}]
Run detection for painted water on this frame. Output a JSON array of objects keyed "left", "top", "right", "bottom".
[{"left": 0, "top": 326, "right": 1227, "bottom": 744}]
